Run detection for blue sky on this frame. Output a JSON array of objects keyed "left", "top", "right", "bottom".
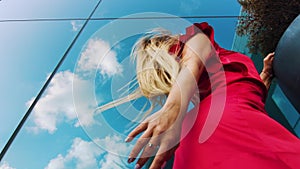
[{"left": 0, "top": 0, "right": 241, "bottom": 168}]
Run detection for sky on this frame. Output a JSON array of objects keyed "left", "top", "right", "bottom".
[{"left": 0, "top": 0, "right": 242, "bottom": 168}]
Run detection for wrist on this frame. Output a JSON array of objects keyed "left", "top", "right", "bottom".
[
  {"left": 162, "top": 102, "right": 187, "bottom": 121},
  {"left": 261, "top": 70, "right": 273, "bottom": 77}
]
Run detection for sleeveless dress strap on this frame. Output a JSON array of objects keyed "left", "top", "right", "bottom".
[{"left": 179, "top": 22, "right": 221, "bottom": 52}]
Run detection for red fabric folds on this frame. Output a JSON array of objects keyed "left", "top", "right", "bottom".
[{"left": 172, "top": 22, "right": 300, "bottom": 169}]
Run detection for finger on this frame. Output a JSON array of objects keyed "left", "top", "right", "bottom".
[
  {"left": 126, "top": 122, "right": 148, "bottom": 142},
  {"left": 149, "top": 145, "right": 170, "bottom": 169},
  {"left": 128, "top": 129, "right": 152, "bottom": 163},
  {"left": 266, "top": 52, "right": 275, "bottom": 59},
  {"left": 269, "top": 52, "right": 275, "bottom": 56},
  {"left": 149, "top": 154, "right": 167, "bottom": 169},
  {"left": 150, "top": 142, "right": 179, "bottom": 169},
  {"left": 135, "top": 137, "right": 160, "bottom": 168}
]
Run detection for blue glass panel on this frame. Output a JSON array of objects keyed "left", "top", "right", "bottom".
[
  {"left": 294, "top": 119, "right": 300, "bottom": 137},
  {"left": 272, "top": 84, "right": 300, "bottom": 127},
  {"left": 93, "top": 0, "right": 241, "bottom": 18},
  {"left": 0, "top": 21, "right": 84, "bottom": 166},
  {"left": 0, "top": 1, "right": 242, "bottom": 168},
  {"left": 0, "top": 0, "right": 98, "bottom": 19},
  {"left": 231, "top": 35, "right": 250, "bottom": 56}
]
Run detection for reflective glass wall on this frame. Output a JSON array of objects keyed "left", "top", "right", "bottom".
[{"left": 1, "top": 0, "right": 241, "bottom": 168}]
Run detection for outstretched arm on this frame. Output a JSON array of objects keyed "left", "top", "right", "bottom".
[
  {"left": 260, "top": 52, "right": 275, "bottom": 90},
  {"left": 163, "top": 32, "right": 212, "bottom": 120},
  {"left": 126, "top": 33, "right": 213, "bottom": 169}
]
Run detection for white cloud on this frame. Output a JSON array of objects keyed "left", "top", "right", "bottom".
[
  {"left": 26, "top": 37, "right": 123, "bottom": 133},
  {"left": 95, "top": 135, "right": 130, "bottom": 155},
  {"left": 45, "top": 135, "right": 132, "bottom": 169},
  {"left": 72, "top": 75, "right": 97, "bottom": 127},
  {"left": 70, "top": 21, "right": 82, "bottom": 32},
  {"left": 77, "top": 38, "right": 123, "bottom": 77},
  {"left": 96, "top": 135, "right": 133, "bottom": 169},
  {"left": 45, "top": 137, "right": 102, "bottom": 169},
  {"left": 0, "top": 162, "right": 15, "bottom": 169},
  {"left": 66, "top": 138, "right": 103, "bottom": 169},
  {"left": 26, "top": 70, "right": 96, "bottom": 133},
  {"left": 99, "top": 153, "right": 125, "bottom": 169},
  {"left": 45, "top": 154, "right": 65, "bottom": 169}
]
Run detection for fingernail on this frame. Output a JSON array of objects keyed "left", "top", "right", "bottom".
[
  {"left": 134, "top": 164, "right": 141, "bottom": 169},
  {"left": 124, "top": 137, "right": 131, "bottom": 142},
  {"left": 127, "top": 158, "right": 134, "bottom": 163}
]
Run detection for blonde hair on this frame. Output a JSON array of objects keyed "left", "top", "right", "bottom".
[{"left": 95, "top": 28, "right": 182, "bottom": 115}]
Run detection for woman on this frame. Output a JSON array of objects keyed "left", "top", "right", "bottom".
[{"left": 98, "top": 22, "right": 300, "bottom": 169}]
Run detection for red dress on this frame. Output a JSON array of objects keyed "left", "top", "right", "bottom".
[{"left": 172, "top": 23, "right": 300, "bottom": 169}]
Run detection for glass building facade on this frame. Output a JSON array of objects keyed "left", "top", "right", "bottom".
[{"left": 0, "top": 1, "right": 298, "bottom": 168}]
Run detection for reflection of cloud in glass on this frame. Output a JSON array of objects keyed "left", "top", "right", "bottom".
[
  {"left": 26, "top": 37, "right": 123, "bottom": 133},
  {"left": 96, "top": 135, "right": 133, "bottom": 169},
  {"left": 26, "top": 70, "right": 96, "bottom": 133},
  {"left": 0, "top": 161, "right": 15, "bottom": 169},
  {"left": 45, "top": 137, "right": 103, "bottom": 169},
  {"left": 77, "top": 38, "right": 123, "bottom": 78},
  {"left": 70, "top": 21, "right": 83, "bottom": 32},
  {"left": 45, "top": 135, "right": 133, "bottom": 169}
]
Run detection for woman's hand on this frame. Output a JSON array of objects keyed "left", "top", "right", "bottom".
[
  {"left": 126, "top": 103, "right": 184, "bottom": 169},
  {"left": 262, "top": 52, "right": 275, "bottom": 76},
  {"left": 260, "top": 52, "right": 275, "bottom": 90}
]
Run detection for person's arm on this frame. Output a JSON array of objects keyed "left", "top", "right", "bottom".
[
  {"left": 126, "top": 33, "right": 213, "bottom": 169},
  {"left": 260, "top": 52, "right": 275, "bottom": 90},
  {"left": 163, "top": 32, "right": 212, "bottom": 119}
]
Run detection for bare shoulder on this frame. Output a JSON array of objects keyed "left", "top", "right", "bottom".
[{"left": 182, "top": 33, "right": 213, "bottom": 63}]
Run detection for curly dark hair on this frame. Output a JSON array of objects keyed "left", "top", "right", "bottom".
[{"left": 236, "top": 0, "right": 300, "bottom": 56}]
